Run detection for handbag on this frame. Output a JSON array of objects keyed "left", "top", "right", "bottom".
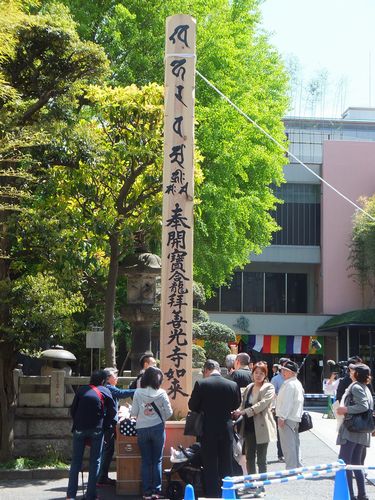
[
  {"left": 344, "top": 409, "right": 375, "bottom": 433},
  {"left": 184, "top": 411, "right": 204, "bottom": 437},
  {"left": 298, "top": 411, "right": 313, "bottom": 433},
  {"left": 119, "top": 417, "right": 137, "bottom": 436},
  {"left": 343, "top": 383, "right": 375, "bottom": 433}
]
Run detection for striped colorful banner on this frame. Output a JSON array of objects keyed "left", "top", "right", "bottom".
[
  {"left": 243, "top": 335, "right": 324, "bottom": 355},
  {"left": 197, "top": 334, "right": 324, "bottom": 355}
]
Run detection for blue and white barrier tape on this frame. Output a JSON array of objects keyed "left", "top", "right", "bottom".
[
  {"left": 305, "top": 393, "right": 328, "bottom": 398},
  {"left": 346, "top": 465, "right": 375, "bottom": 471},
  {"left": 238, "top": 467, "right": 341, "bottom": 489},
  {"left": 231, "top": 460, "right": 344, "bottom": 483}
]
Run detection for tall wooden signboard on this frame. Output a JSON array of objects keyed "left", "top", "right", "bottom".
[{"left": 160, "top": 15, "right": 196, "bottom": 416}]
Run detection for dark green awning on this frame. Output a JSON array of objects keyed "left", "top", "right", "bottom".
[{"left": 317, "top": 309, "right": 375, "bottom": 332}]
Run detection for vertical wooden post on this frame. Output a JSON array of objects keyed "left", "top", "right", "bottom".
[{"left": 160, "top": 15, "right": 196, "bottom": 416}]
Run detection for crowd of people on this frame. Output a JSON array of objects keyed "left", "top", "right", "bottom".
[{"left": 65, "top": 352, "right": 373, "bottom": 500}]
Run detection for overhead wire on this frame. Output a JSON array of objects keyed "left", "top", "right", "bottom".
[{"left": 196, "top": 69, "right": 375, "bottom": 222}]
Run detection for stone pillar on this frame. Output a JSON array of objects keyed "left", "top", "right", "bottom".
[{"left": 50, "top": 370, "right": 65, "bottom": 408}]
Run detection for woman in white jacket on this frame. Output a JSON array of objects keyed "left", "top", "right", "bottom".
[
  {"left": 131, "top": 367, "right": 173, "bottom": 500},
  {"left": 233, "top": 362, "right": 276, "bottom": 476}
]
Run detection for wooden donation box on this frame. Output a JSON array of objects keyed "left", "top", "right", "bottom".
[{"left": 116, "top": 421, "right": 193, "bottom": 496}]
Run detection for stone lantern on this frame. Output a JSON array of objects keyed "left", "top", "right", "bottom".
[
  {"left": 40, "top": 347, "right": 77, "bottom": 376},
  {"left": 119, "top": 251, "right": 161, "bottom": 374}
]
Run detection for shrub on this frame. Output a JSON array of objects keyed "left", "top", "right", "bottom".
[
  {"left": 204, "top": 340, "right": 230, "bottom": 366},
  {"left": 193, "top": 308, "right": 209, "bottom": 324},
  {"left": 198, "top": 321, "right": 236, "bottom": 342},
  {"left": 192, "top": 322, "right": 203, "bottom": 340},
  {"left": 192, "top": 344, "right": 206, "bottom": 368}
]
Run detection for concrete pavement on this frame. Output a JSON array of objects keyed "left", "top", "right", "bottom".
[{"left": 1, "top": 411, "right": 375, "bottom": 499}]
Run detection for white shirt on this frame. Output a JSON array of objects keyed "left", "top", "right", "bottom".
[
  {"left": 323, "top": 377, "right": 340, "bottom": 396},
  {"left": 276, "top": 376, "right": 304, "bottom": 422}
]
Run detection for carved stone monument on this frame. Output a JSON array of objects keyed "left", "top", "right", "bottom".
[{"left": 119, "top": 251, "right": 161, "bottom": 373}]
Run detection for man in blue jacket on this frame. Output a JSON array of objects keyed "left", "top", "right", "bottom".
[
  {"left": 97, "top": 367, "right": 135, "bottom": 486},
  {"left": 67, "top": 369, "right": 116, "bottom": 500}
]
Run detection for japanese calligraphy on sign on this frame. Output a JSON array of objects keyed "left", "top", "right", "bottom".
[{"left": 160, "top": 15, "right": 196, "bottom": 415}]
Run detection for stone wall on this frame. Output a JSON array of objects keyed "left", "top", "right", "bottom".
[{"left": 14, "top": 407, "right": 73, "bottom": 459}]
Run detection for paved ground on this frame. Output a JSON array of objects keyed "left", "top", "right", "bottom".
[{"left": 1, "top": 411, "right": 375, "bottom": 500}]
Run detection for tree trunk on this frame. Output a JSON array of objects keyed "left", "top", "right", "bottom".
[
  {"left": 103, "top": 231, "right": 119, "bottom": 367},
  {"left": 0, "top": 342, "right": 16, "bottom": 461},
  {"left": 0, "top": 195, "right": 16, "bottom": 460}
]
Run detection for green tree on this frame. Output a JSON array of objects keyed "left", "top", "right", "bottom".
[
  {"left": 12, "top": 272, "right": 85, "bottom": 348},
  {"left": 0, "top": 1, "right": 108, "bottom": 460},
  {"left": 46, "top": 0, "right": 289, "bottom": 289},
  {"left": 39, "top": 83, "right": 167, "bottom": 365},
  {"left": 25, "top": 0, "right": 289, "bottom": 369},
  {"left": 350, "top": 195, "right": 375, "bottom": 305},
  {"left": 11, "top": 0, "right": 289, "bottom": 371}
]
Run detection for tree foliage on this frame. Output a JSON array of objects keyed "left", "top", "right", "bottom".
[
  {"left": 44, "top": 0, "right": 289, "bottom": 289},
  {"left": 350, "top": 196, "right": 375, "bottom": 303},
  {"left": 4, "top": 0, "right": 289, "bottom": 367},
  {"left": 0, "top": 1, "right": 109, "bottom": 459},
  {"left": 204, "top": 341, "right": 230, "bottom": 366},
  {"left": 197, "top": 321, "right": 236, "bottom": 342},
  {"left": 0, "top": 1, "right": 108, "bottom": 343},
  {"left": 12, "top": 272, "right": 84, "bottom": 348},
  {"left": 192, "top": 343, "right": 205, "bottom": 368},
  {"left": 44, "top": 83, "right": 168, "bottom": 364},
  {"left": 192, "top": 308, "right": 209, "bottom": 324}
]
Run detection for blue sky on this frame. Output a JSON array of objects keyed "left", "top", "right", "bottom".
[{"left": 260, "top": 0, "right": 375, "bottom": 117}]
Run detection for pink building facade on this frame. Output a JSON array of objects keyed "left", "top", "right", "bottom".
[{"left": 322, "top": 141, "right": 375, "bottom": 314}]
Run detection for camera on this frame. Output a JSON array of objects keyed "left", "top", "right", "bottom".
[
  {"left": 337, "top": 361, "right": 348, "bottom": 368},
  {"left": 327, "top": 359, "right": 347, "bottom": 377}
]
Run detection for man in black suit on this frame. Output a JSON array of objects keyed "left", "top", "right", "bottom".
[
  {"left": 231, "top": 352, "right": 252, "bottom": 389},
  {"left": 188, "top": 359, "right": 241, "bottom": 498}
]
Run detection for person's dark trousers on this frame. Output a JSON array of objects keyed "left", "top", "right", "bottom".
[
  {"left": 137, "top": 422, "right": 165, "bottom": 495},
  {"left": 98, "top": 427, "right": 115, "bottom": 482},
  {"left": 244, "top": 431, "right": 268, "bottom": 474},
  {"left": 361, "top": 446, "right": 367, "bottom": 465},
  {"left": 201, "top": 427, "right": 233, "bottom": 498},
  {"left": 67, "top": 428, "right": 104, "bottom": 500},
  {"left": 339, "top": 440, "right": 367, "bottom": 499},
  {"left": 273, "top": 413, "right": 283, "bottom": 459}
]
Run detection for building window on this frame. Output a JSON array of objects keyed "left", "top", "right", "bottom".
[
  {"left": 287, "top": 273, "right": 307, "bottom": 313},
  {"left": 243, "top": 272, "right": 263, "bottom": 312},
  {"left": 220, "top": 272, "right": 242, "bottom": 312},
  {"left": 265, "top": 273, "right": 286, "bottom": 313},
  {"left": 272, "top": 183, "right": 320, "bottom": 246},
  {"left": 204, "top": 288, "right": 220, "bottom": 311},
  {"left": 203, "top": 271, "right": 308, "bottom": 314}
]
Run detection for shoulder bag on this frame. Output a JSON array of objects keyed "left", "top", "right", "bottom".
[
  {"left": 344, "top": 408, "right": 375, "bottom": 433},
  {"left": 343, "top": 385, "right": 375, "bottom": 433},
  {"left": 184, "top": 411, "right": 204, "bottom": 437},
  {"left": 151, "top": 401, "right": 164, "bottom": 424},
  {"left": 298, "top": 411, "right": 313, "bottom": 433}
]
